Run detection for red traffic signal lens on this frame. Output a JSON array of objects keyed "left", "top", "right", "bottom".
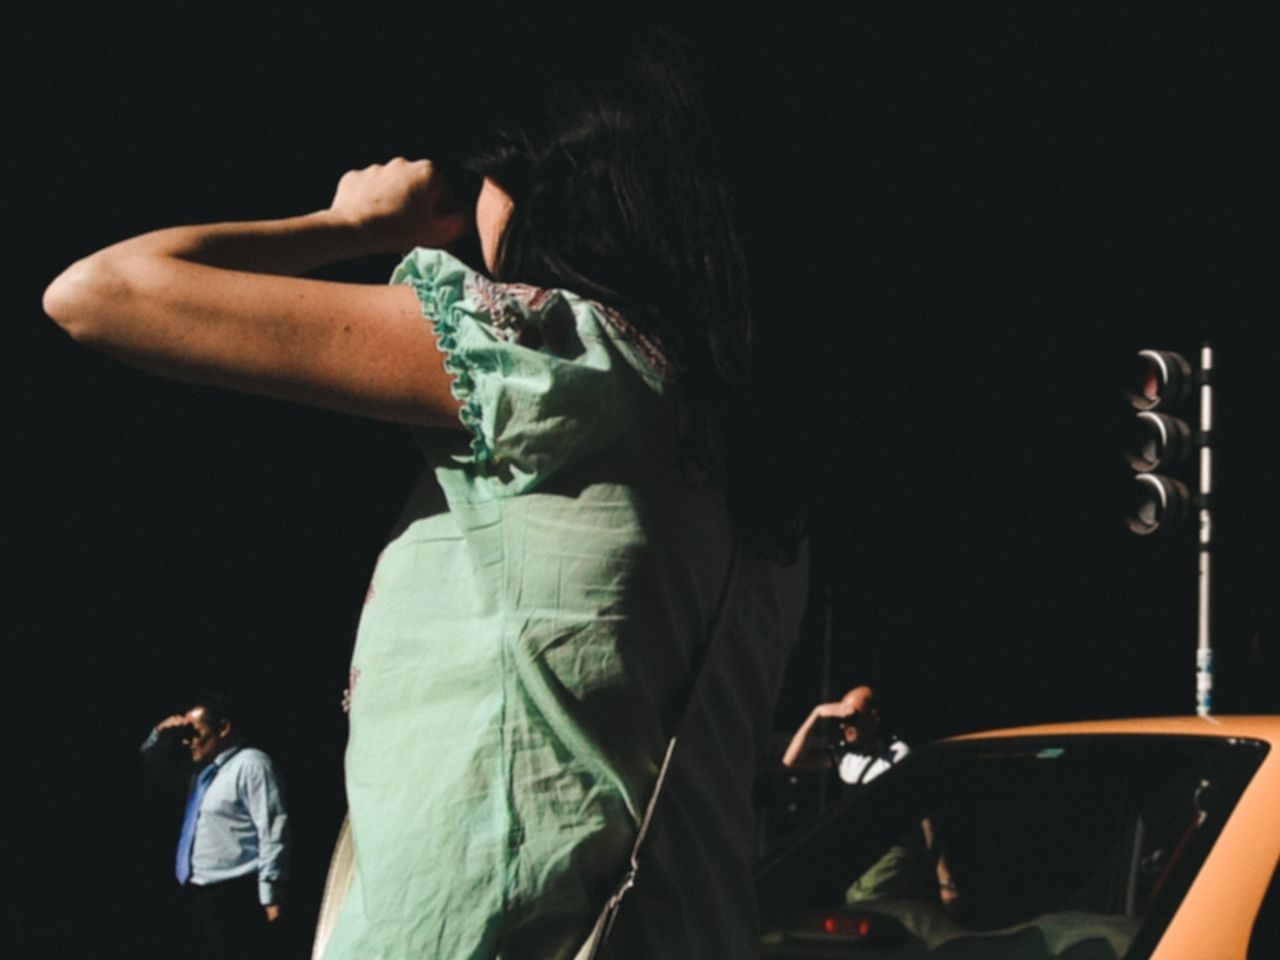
[{"left": 1127, "top": 350, "right": 1192, "bottom": 411}]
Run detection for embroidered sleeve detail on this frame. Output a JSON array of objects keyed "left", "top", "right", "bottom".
[
  {"left": 406, "top": 274, "right": 496, "bottom": 465},
  {"left": 464, "top": 274, "right": 556, "bottom": 338},
  {"left": 391, "top": 247, "right": 660, "bottom": 496},
  {"left": 593, "top": 304, "right": 675, "bottom": 385},
  {"left": 391, "top": 250, "right": 520, "bottom": 466}
]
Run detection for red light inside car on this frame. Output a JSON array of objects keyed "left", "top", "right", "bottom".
[{"left": 817, "top": 915, "right": 871, "bottom": 938}]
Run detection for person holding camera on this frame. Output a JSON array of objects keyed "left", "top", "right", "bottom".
[
  {"left": 140, "top": 695, "right": 290, "bottom": 960},
  {"left": 781, "top": 685, "right": 909, "bottom": 787}
]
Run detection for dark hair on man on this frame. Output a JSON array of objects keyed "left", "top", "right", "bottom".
[
  {"left": 190, "top": 691, "right": 241, "bottom": 738},
  {"left": 457, "top": 25, "right": 805, "bottom": 556}
]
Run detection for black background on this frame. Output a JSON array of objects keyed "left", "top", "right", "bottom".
[{"left": 7, "top": 3, "right": 1280, "bottom": 956}]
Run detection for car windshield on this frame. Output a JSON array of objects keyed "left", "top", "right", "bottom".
[{"left": 756, "top": 734, "right": 1267, "bottom": 960}]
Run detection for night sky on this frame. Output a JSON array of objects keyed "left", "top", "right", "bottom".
[{"left": 9, "top": 3, "right": 1280, "bottom": 956}]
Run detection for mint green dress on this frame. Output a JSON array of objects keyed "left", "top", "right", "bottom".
[{"left": 323, "top": 249, "right": 807, "bottom": 959}]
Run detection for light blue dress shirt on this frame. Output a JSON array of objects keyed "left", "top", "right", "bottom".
[
  {"left": 189, "top": 745, "right": 290, "bottom": 905},
  {"left": 142, "top": 732, "right": 291, "bottom": 905}
]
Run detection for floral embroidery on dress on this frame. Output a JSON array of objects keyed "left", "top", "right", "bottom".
[
  {"left": 594, "top": 303, "right": 675, "bottom": 383},
  {"left": 463, "top": 273, "right": 589, "bottom": 356},
  {"left": 465, "top": 274, "right": 559, "bottom": 345},
  {"left": 464, "top": 272, "right": 673, "bottom": 381},
  {"left": 342, "top": 667, "right": 362, "bottom": 714}
]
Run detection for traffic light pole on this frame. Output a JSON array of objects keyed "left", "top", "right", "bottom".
[
  {"left": 1196, "top": 344, "right": 1214, "bottom": 717},
  {"left": 1124, "top": 344, "right": 1213, "bottom": 715}
]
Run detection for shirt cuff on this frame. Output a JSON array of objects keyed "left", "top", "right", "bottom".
[{"left": 259, "top": 878, "right": 283, "bottom": 906}]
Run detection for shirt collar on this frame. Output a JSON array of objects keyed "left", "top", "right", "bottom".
[{"left": 209, "top": 744, "right": 242, "bottom": 769}]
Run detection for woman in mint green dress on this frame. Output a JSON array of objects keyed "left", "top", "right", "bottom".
[{"left": 46, "top": 29, "right": 807, "bottom": 959}]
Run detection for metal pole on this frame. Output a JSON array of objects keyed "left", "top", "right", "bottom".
[
  {"left": 1196, "top": 344, "right": 1213, "bottom": 717},
  {"left": 817, "top": 584, "right": 834, "bottom": 812}
]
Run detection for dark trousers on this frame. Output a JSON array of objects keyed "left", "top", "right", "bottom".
[{"left": 184, "top": 873, "right": 278, "bottom": 960}]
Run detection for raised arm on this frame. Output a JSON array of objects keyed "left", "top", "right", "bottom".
[
  {"left": 780, "top": 701, "right": 849, "bottom": 769},
  {"left": 140, "top": 713, "right": 196, "bottom": 794},
  {"left": 43, "top": 159, "right": 471, "bottom": 426}
]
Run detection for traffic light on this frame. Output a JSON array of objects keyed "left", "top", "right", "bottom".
[
  {"left": 1123, "top": 350, "right": 1194, "bottom": 535},
  {"left": 1123, "top": 345, "right": 1215, "bottom": 716}
]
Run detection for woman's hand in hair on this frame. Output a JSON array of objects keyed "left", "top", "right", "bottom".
[{"left": 329, "top": 158, "right": 473, "bottom": 255}]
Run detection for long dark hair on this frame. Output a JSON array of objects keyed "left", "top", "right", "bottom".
[{"left": 458, "top": 26, "right": 804, "bottom": 556}]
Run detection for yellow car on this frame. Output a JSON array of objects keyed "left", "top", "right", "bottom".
[{"left": 756, "top": 716, "right": 1280, "bottom": 959}]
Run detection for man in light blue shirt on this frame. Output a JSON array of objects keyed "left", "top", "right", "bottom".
[{"left": 141, "top": 693, "right": 290, "bottom": 960}]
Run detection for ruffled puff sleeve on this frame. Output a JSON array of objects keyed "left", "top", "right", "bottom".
[{"left": 392, "top": 248, "right": 666, "bottom": 497}]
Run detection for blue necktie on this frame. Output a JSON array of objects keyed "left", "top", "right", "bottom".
[{"left": 175, "top": 763, "right": 218, "bottom": 885}]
